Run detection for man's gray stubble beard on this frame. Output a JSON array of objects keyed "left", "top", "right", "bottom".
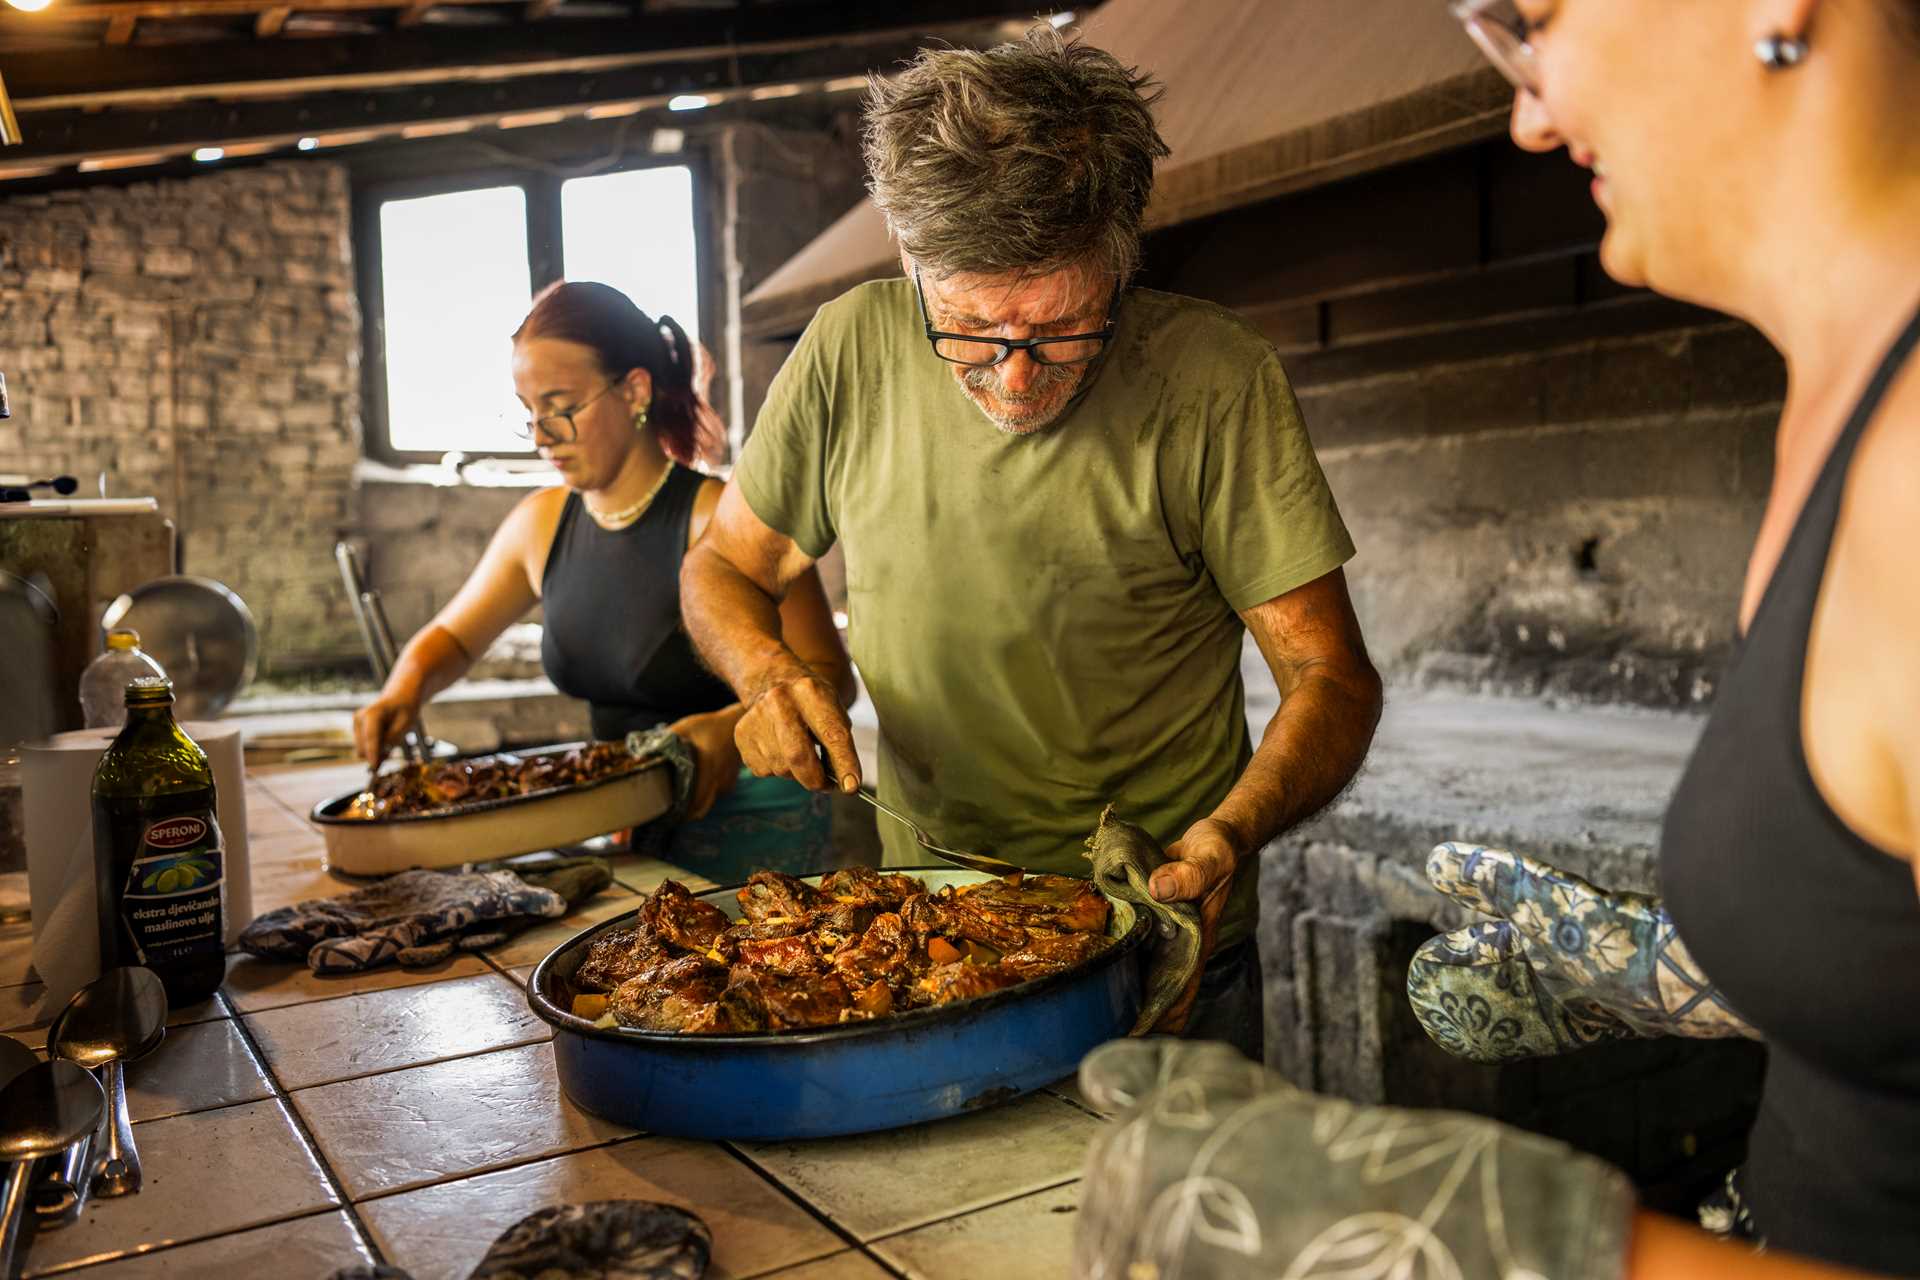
[{"left": 960, "top": 362, "right": 1082, "bottom": 435}]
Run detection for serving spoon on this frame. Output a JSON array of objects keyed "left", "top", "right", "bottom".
[
  {"left": 856, "top": 791, "right": 1025, "bottom": 879},
  {"left": 48, "top": 967, "right": 167, "bottom": 1198},
  {"left": 0, "top": 1061, "right": 103, "bottom": 1278}
]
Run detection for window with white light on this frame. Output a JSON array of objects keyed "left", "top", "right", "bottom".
[
  {"left": 561, "top": 166, "right": 701, "bottom": 343},
  {"left": 365, "top": 163, "right": 703, "bottom": 461},
  {"left": 377, "top": 186, "right": 533, "bottom": 456}
]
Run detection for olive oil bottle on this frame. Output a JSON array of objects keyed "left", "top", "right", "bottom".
[{"left": 91, "top": 676, "right": 225, "bottom": 1005}]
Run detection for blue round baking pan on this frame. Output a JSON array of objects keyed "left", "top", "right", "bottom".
[{"left": 526, "top": 867, "right": 1147, "bottom": 1141}]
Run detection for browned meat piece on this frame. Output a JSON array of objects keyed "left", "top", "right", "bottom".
[
  {"left": 608, "top": 956, "right": 727, "bottom": 1031},
  {"left": 574, "top": 924, "right": 668, "bottom": 992},
  {"left": 734, "top": 935, "right": 823, "bottom": 978},
  {"left": 900, "top": 889, "right": 1028, "bottom": 951},
  {"left": 722, "top": 917, "right": 812, "bottom": 944},
  {"left": 811, "top": 902, "right": 880, "bottom": 949},
  {"left": 736, "top": 870, "right": 828, "bottom": 924},
  {"left": 852, "top": 979, "right": 894, "bottom": 1017},
  {"left": 682, "top": 981, "right": 769, "bottom": 1034},
  {"left": 818, "top": 866, "right": 923, "bottom": 909},
  {"left": 830, "top": 912, "right": 919, "bottom": 990},
  {"left": 954, "top": 873, "right": 1110, "bottom": 936},
  {"left": 922, "top": 961, "right": 1024, "bottom": 1007},
  {"left": 1000, "top": 931, "right": 1110, "bottom": 979},
  {"left": 639, "top": 880, "right": 730, "bottom": 954},
  {"left": 755, "top": 971, "right": 853, "bottom": 1028}
]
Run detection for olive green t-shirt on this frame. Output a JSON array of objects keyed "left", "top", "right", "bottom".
[{"left": 734, "top": 279, "right": 1353, "bottom": 945}]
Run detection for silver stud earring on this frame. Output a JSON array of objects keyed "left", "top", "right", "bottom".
[{"left": 1755, "top": 33, "right": 1808, "bottom": 70}]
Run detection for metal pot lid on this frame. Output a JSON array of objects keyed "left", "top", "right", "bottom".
[{"left": 103, "top": 576, "right": 258, "bottom": 719}]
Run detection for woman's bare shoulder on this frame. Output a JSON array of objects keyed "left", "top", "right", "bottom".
[{"left": 687, "top": 472, "right": 726, "bottom": 551}]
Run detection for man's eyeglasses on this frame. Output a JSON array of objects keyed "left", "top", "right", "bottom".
[
  {"left": 512, "top": 380, "right": 620, "bottom": 444},
  {"left": 914, "top": 267, "right": 1121, "bottom": 368},
  {"left": 1449, "top": 0, "right": 1541, "bottom": 97}
]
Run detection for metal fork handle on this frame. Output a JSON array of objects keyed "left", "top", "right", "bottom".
[{"left": 855, "top": 791, "right": 1024, "bottom": 878}]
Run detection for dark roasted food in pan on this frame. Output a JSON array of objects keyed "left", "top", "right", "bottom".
[
  {"left": 342, "top": 741, "right": 647, "bottom": 820},
  {"left": 571, "top": 872, "right": 1113, "bottom": 1033}
]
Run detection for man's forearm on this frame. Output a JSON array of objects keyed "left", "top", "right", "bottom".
[
  {"left": 680, "top": 543, "right": 807, "bottom": 700},
  {"left": 1209, "top": 664, "right": 1382, "bottom": 854}
]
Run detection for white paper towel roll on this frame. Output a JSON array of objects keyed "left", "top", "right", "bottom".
[{"left": 20, "top": 722, "right": 251, "bottom": 1017}]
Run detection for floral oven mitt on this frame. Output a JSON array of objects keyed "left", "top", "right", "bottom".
[
  {"left": 1407, "top": 843, "right": 1757, "bottom": 1063},
  {"left": 1074, "top": 1038, "right": 1635, "bottom": 1280}
]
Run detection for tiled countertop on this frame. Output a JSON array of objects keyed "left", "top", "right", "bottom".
[{"left": 1, "top": 762, "right": 1097, "bottom": 1279}]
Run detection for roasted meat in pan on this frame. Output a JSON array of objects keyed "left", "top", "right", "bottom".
[
  {"left": 609, "top": 956, "right": 726, "bottom": 1031},
  {"left": 343, "top": 741, "right": 646, "bottom": 820},
  {"left": 586, "top": 868, "right": 1115, "bottom": 1034},
  {"left": 953, "top": 873, "right": 1110, "bottom": 937},
  {"left": 736, "top": 870, "right": 828, "bottom": 924},
  {"left": 639, "top": 880, "right": 730, "bottom": 953}
]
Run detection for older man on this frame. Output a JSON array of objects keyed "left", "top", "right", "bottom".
[{"left": 681, "top": 27, "right": 1381, "bottom": 1046}]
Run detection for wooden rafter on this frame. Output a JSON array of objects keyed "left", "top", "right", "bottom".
[
  {"left": 523, "top": 0, "right": 562, "bottom": 20},
  {"left": 104, "top": 13, "right": 137, "bottom": 40},
  {"left": 393, "top": 0, "right": 434, "bottom": 26},
  {"left": 4, "top": 2, "right": 1046, "bottom": 111},
  {"left": 253, "top": 6, "right": 291, "bottom": 35}
]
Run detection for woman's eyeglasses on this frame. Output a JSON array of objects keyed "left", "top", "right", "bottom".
[
  {"left": 511, "top": 380, "right": 620, "bottom": 444},
  {"left": 1448, "top": 0, "right": 1541, "bottom": 98}
]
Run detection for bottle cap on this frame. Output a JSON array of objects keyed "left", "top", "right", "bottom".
[
  {"left": 106, "top": 628, "right": 142, "bottom": 652},
  {"left": 123, "top": 676, "right": 174, "bottom": 706}
]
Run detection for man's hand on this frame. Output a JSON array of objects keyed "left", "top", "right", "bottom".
[
  {"left": 1146, "top": 817, "right": 1242, "bottom": 1031},
  {"left": 666, "top": 707, "right": 744, "bottom": 820},
  {"left": 735, "top": 658, "right": 862, "bottom": 793}
]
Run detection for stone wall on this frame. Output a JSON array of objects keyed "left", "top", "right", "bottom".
[
  {"left": 1150, "top": 140, "right": 1784, "bottom": 707},
  {"left": 0, "top": 162, "right": 363, "bottom": 673}
]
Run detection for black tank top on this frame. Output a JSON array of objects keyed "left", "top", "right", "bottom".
[
  {"left": 540, "top": 465, "right": 736, "bottom": 741},
  {"left": 1663, "top": 302, "right": 1920, "bottom": 1276}
]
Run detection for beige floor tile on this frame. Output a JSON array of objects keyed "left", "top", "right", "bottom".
[
  {"left": 126, "top": 1017, "right": 273, "bottom": 1123},
  {"left": 246, "top": 969, "right": 547, "bottom": 1089},
  {"left": 294, "top": 1040, "right": 630, "bottom": 1199},
  {"left": 735, "top": 1092, "right": 1096, "bottom": 1241},
  {"left": 610, "top": 856, "right": 719, "bottom": 897},
  {"left": 360, "top": 1137, "right": 843, "bottom": 1280},
  {"left": 871, "top": 1183, "right": 1081, "bottom": 1280},
  {"left": 760, "top": 1251, "right": 896, "bottom": 1280},
  {"left": 476, "top": 889, "right": 640, "bottom": 968},
  {"left": 34, "top": 1209, "right": 373, "bottom": 1279},
  {"left": 18, "top": 1098, "right": 337, "bottom": 1276}
]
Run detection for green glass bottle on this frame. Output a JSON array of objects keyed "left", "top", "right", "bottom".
[{"left": 91, "top": 676, "right": 225, "bottom": 1006}]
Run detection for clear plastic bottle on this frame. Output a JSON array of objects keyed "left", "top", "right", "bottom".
[{"left": 78, "top": 629, "right": 167, "bottom": 730}]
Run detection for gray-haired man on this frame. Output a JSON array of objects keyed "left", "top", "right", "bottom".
[{"left": 681, "top": 27, "right": 1382, "bottom": 1047}]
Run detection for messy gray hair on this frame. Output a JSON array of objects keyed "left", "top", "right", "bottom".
[{"left": 862, "top": 25, "right": 1169, "bottom": 282}]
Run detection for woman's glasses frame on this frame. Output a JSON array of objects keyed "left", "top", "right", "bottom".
[
  {"left": 514, "top": 379, "right": 621, "bottom": 444},
  {"left": 1449, "top": 0, "right": 1542, "bottom": 98}
]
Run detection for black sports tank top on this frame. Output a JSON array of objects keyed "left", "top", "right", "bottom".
[
  {"left": 1662, "top": 301, "right": 1920, "bottom": 1276},
  {"left": 540, "top": 465, "right": 736, "bottom": 741}
]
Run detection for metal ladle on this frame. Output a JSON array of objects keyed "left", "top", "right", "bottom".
[
  {"left": 48, "top": 967, "right": 166, "bottom": 1199},
  {"left": 0, "top": 1061, "right": 104, "bottom": 1278},
  {"left": 856, "top": 791, "right": 1025, "bottom": 878}
]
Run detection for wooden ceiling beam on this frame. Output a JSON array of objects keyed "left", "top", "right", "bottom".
[
  {"left": 4, "top": 2, "right": 1045, "bottom": 110},
  {"left": 523, "top": 0, "right": 563, "bottom": 20},
  {"left": 0, "top": 31, "right": 938, "bottom": 168},
  {"left": 254, "top": 7, "right": 295, "bottom": 34},
  {"left": 104, "top": 12, "right": 137, "bottom": 39}
]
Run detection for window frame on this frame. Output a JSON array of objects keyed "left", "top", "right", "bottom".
[{"left": 354, "top": 154, "right": 713, "bottom": 466}]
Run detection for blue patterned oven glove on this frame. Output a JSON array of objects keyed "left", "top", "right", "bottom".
[
  {"left": 240, "top": 868, "right": 567, "bottom": 973},
  {"left": 1074, "top": 1038, "right": 1635, "bottom": 1280},
  {"left": 1407, "top": 843, "right": 1758, "bottom": 1063}
]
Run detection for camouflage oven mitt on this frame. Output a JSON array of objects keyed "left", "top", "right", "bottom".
[
  {"left": 1407, "top": 843, "right": 1757, "bottom": 1063},
  {"left": 1083, "top": 806, "right": 1203, "bottom": 1034},
  {"left": 1074, "top": 1038, "right": 1635, "bottom": 1280},
  {"left": 240, "top": 868, "right": 568, "bottom": 974},
  {"left": 324, "top": 1199, "right": 710, "bottom": 1280}
]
